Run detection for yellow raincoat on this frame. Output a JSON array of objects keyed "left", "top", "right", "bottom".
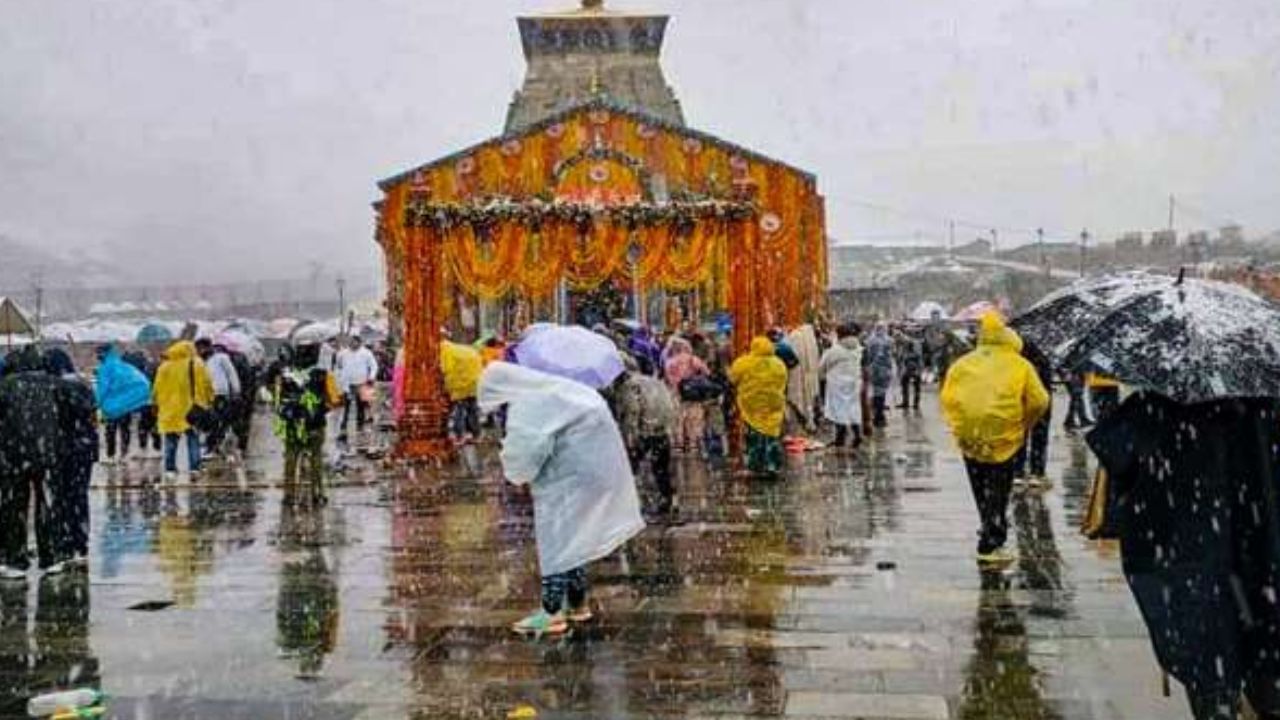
[
  {"left": 940, "top": 313, "right": 1050, "bottom": 463},
  {"left": 152, "top": 341, "right": 215, "bottom": 435},
  {"left": 440, "top": 341, "right": 483, "bottom": 401},
  {"left": 728, "top": 337, "right": 789, "bottom": 436}
]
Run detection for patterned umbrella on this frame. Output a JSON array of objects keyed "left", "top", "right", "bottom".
[
  {"left": 1012, "top": 271, "right": 1169, "bottom": 364},
  {"left": 1053, "top": 273, "right": 1280, "bottom": 402}
]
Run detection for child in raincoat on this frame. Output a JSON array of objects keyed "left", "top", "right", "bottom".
[
  {"left": 728, "top": 337, "right": 789, "bottom": 476},
  {"left": 940, "top": 313, "right": 1049, "bottom": 564},
  {"left": 478, "top": 362, "right": 644, "bottom": 638},
  {"left": 274, "top": 342, "right": 343, "bottom": 505}
]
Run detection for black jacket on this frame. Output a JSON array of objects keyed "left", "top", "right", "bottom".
[{"left": 1087, "top": 393, "right": 1280, "bottom": 708}]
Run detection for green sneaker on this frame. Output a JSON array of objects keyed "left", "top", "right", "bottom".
[
  {"left": 511, "top": 610, "right": 568, "bottom": 638},
  {"left": 976, "top": 548, "right": 1017, "bottom": 565}
]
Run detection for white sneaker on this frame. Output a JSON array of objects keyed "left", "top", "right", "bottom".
[
  {"left": 0, "top": 565, "right": 26, "bottom": 581},
  {"left": 42, "top": 561, "right": 68, "bottom": 576},
  {"left": 163, "top": 471, "right": 179, "bottom": 482},
  {"left": 976, "top": 547, "right": 1018, "bottom": 565}
]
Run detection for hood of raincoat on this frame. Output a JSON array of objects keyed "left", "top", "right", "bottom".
[
  {"left": 838, "top": 336, "right": 861, "bottom": 351},
  {"left": 940, "top": 313, "right": 1049, "bottom": 463},
  {"left": 440, "top": 341, "right": 483, "bottom": 401},
  {"left": 164, "top": 340, "right": 197, "bottom": 362},
  {"left": 976, "top": 312, "right": 1022, "bottom": 352},
  {"left": 478, "top": 361, "right": 643, "bottom": 575},
  {"left": 728, "top": 337, "right": 789, "bottom": 436},
  {"left": 95, "top": 346, "right": 153, "bottom": 421}
]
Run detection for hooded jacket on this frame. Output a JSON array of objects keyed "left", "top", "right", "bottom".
[
  {"left": 940, "top": 313, "right": 1050, "bottom": 463},
  {"left": 728, "top": 337, "right": 789, "bottom": 436},
  {"left": 95, "top": 347, "right": 152, "bottom": 421},
  {"left": 0, "top": 347, "right": 66, "bottom": 470},
  {"left": 152, "top": 341, "right": 214, "bottom": 435},
  {"left": 440, "top": 341, "right": 483, "bottom": 401}
]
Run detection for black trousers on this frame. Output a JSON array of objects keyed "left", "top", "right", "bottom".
[
  {"left": 1064, "top": 382, "right": 1091, "bottom": 428},
  {"left": 1014, "top": 407, "right": 1051, "bottom": 477},
  {"left": 631, "top": 435, "right": 674, "bottom": 507},
  {"left": 964, "top": 456, "right": 1018, "bottom": 554},
  {"left": 0, "top": 469, "right": 69, "bottom": 569},
  {"left": 231, "top": 394, "right": 254, "bottom": 453},
  {"left": 341, "top": 386, "right": 370, "bottom": 433},
  {"left": 105, "top": 415, "right": 132, "bottom": 458},
  {"left": 871, "top": 393, "right": 888, "bottom": 427},
  {"left": 136, "top": 406, "right": 162, "bottom": 451},
  {"left": 833, "top": 423, "right": 862, "bottom": 449},
  {"left": 205, "top": 396, "right": 234, "bottom": 452},
  {"left": 898, "top": 372, "right": 921, "bottom": 408}
]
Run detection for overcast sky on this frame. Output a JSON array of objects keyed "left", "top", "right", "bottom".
[{"left": 2, "top": 0, "right": 1277, "bottom": 283}]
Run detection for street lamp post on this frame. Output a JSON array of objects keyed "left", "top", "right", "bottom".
[{"left": 1079, "top": 229, "right": 1090, "bottom": 278}]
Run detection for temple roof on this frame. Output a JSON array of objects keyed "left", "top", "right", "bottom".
[{"left": 378, "top": 97, "right": 816, "bottom": 192}]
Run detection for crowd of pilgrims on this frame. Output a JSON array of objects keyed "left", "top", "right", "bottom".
[{"left": 0, "top": 334, "right": 387, "bottom": 579}]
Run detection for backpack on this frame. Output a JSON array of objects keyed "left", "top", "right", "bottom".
[
  {"left": 678, "top": 374, "right": 723, "bottom": 403},
  {"left": 275, "top": 368, "right": 329, "bottom": 440}
]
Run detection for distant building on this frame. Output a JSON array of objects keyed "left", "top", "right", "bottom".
[
  {"left": 1219, "top": 224, "right": 1245, "bottom": 247},
  {"left": 1116, "top": 231, "right": 1144, "bottom": 252},
  {"left": 1151, "top": 229, "right": 1178, "bottom": 249}
]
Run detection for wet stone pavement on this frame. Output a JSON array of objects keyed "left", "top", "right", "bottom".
[{"left": 0, "top": 391, "right": 1194, "bottom": 719}]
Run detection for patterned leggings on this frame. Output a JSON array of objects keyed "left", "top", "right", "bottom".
[{"left": 541, "top": 567, "right": 588, "bottom": 614}]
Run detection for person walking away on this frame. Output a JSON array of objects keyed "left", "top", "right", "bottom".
[
  {"left": 894, "top": 330, "right": 924, "bottom": 410},
  {"left": 1013, "top": 339, "right": 1054, "bottom": 489},
  {"left": 94, "top": 344, "right": 151, "bottom": 466},
  {"left": 1088, "top": 394, "right": 1280, "bottom": 720},
  {"left": 152, "top": 341, "right": 214, "bottom": 480},
  {"left": 940, "top": 313, "right": 1049, "bottom": 565},
  {"left": 820, "top": 325, "right": 864, "bottom": 452},
  {"left": 274, "top": 341, "right": 343, "bottom": 506},
  {"left": 1085, "top": 372, "right": 1120, "bottom": 422},
  {"left": 441, "top": 340, "right": 483, "bottom": 443},
  {"left": 0, "top": 348, "right": 75, "bottom": 578},
  {"left": 336, "top": 337, "right": 378, "bottom": 444},
  {"left": 195, "top": 339, "right": 240, "bottom": 459},
  {"left": 227, "top": 349, "right": 258, "bottom": 459},
  {"left": 44, "top": 348, "right": 98, "bottom": 568},
  {"left": 123, "top": 349, "right": 162, "bottom": 456},
  {"left": 617, "top": 353, "right": 679, "bottom": 518},
  {"left": 1062, "top": 370, "right": 1092, "bottom": 430},
  {"left": 785, "top": 325, "right": 822, "bottom": 436},
  {"left": 864, "top": 324, "right": 895, "bottom": 428},
  {"left": 478, "top": 362, "right": 644, "bottom": 637},
  {"left": 663, "top": 337, "right": 711, "bottom": 454},
  {"left": 729, "top": 337, "right": 789, "bottom": 477}
]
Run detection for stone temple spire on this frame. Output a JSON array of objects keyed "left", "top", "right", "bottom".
[{"left": 504, "top": 0, "right": 685, "bottom": 133}]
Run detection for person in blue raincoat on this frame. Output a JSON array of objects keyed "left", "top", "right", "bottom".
[{"left": 94, "top": 344, "right": 152, "bottom": 464}]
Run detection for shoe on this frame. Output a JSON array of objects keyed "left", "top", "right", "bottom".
[
  {"left": 1012, "top": 476, "right": 1028, "bottom": 489},
  {"left": 976, "top": 548, "right": 1017, "bottom": 565},
  {"left": 511, "top": 609, "right": 568, "bottom": 638},
  {"left": 163, "top": 471, "right": 179, "bottom": 482},
  {"left": 565, "top": 605, "right": 594, "bottom": 623},
  {"left": 0, "top": 565, "right": 26, "bottom": 581},
  {"left": 41, "top": 561, "right": 68, "bottom": 576}
]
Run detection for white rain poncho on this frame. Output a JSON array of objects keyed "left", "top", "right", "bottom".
[{"left": 478, "top": 362, "right": 644, "bottom": 576}]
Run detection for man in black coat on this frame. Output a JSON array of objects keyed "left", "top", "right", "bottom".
[{"left": 1089, "top": 393, "right": 1280, "bottom": 720}]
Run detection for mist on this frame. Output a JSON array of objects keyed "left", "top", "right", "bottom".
[{"left": 1, "top": 0, "right": 1277, "bottom": 286}]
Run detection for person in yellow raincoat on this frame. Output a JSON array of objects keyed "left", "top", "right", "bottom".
[
  {"left": 441, "top": 340, "right": 483, "bottom": 443},
  {"left": 941, "top": 313, "right": 1049, "bottom": 564},
  {"left": 728, "top": 337, "right": 789, "bottom": 476},
  {"left": 152, "top": 340, "right": 214, "bottom": 478}
]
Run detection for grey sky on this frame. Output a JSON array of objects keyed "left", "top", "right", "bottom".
[{"left": 2, "top": 0, "right": 1277, "bottom": 283}]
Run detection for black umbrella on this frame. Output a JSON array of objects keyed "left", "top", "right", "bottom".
[
  {"left": 1011, "top": 271, "right": 1169, "bottom": 364},
  {"left": 1058, "top": 273, "right": 1280, "bottom": 402}
]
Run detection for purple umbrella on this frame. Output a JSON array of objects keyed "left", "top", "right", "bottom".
[{"left": 510, "top": 324, "right": 624, "bottom": 389}]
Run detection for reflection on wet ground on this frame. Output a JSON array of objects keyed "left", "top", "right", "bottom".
[{"left": 0, "top": 395, "right": 1191, "bottom": 718}]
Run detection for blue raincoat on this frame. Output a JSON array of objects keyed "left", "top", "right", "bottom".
[{"left": 95, "top": 347, "right": 152, "bottom": 421}]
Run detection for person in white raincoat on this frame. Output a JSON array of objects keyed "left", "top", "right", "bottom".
[
  {"left": 478, "top": 361, "right": 645, "bottom": 637},
  {"left": 820, "top": 324, "right": 864, "bottom": 450},
  {"left": 785, "top": 324, "right": 821, "bottom": 434}
]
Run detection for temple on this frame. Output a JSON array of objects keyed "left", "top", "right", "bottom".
[
  {"left": 506, "top": 0, "right": 684, "bottom": 131},
  {"left": 375, "top": 0, "right": 828, "bottom": 459}
]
